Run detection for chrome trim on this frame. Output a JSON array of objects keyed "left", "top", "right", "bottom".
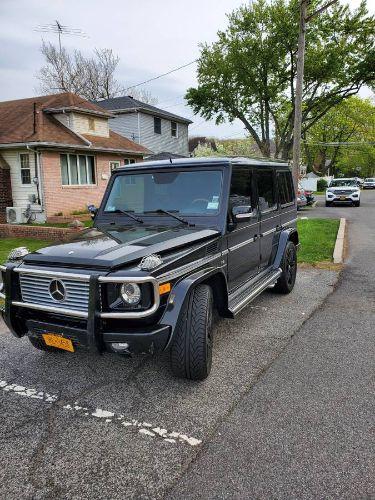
[
  {"left": 12, "top": 301, "right": 88, "bottom": 318},
  {"left": 262, "top": 228, "right": 277, "bottom": 237},
  {"left": 157, "top": 253, "right": 222, "bottom": 282},
  {"left": 229, "top": 237, "right": 255, "bottom": 252},
  {"left": 0, "top": 265, "right": 6, "bottom": 272},
  {"left": 14, "top": 267, "right": 91, "bottom": 282},
  {"left": 98, "top": 276, "right": 160, "bottom": 319},
  {"left": 230, "top": 269, "right": 282, "bottom": 314}
]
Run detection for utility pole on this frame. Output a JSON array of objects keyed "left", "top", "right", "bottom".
[
  {"left": 292, "top": 0, "right": 307, "bottom": 192},
  {"left": 292, "top": 0, "right": 338, "bottom": 192}
]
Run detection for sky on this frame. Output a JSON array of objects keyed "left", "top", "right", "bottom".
[{"left": 0, "top": 0, "right": 373, "bottom": 140}]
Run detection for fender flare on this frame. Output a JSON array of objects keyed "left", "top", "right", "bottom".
[
  {"left": 161, "top": 266, "right": 227, "bottom": 350},
  {"left": 273, "top": 228, "right": 299, "bottom": 270}
]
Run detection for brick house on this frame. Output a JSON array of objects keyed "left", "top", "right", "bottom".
[{"left": 0, "top": 92, "right": 149, "bottom": 223}]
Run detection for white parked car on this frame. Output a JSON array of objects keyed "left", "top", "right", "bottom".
[
  {"left": 325, "top": 178, "right": 361, "bottom": 207},
  {"left": 363, "top": 178, "right": 375, "bottom": 189}
]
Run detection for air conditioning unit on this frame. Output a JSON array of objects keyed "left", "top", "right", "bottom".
[{"left": 6, "top": 207, "right": 28, "bottom": 224}]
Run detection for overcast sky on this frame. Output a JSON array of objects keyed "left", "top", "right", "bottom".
[{"left": 0, "top": 0, "right": 373, "bottom": 139}]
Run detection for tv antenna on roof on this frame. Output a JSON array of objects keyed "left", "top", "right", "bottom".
[{"left": 34, "top": 20, "right": 88, "bottom": 53}]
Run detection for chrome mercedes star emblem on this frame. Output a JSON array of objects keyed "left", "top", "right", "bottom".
[{"left": 49, "top": 279, "right": 66, "bottom": 302}]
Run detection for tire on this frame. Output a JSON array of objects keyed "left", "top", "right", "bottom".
[
  {"left": 274, "top": 241, "right": 297, "bottom": 294},
  {"left": 170, "top": 284, "right": 213, "bottom": 381},
  {"left": 325, "top": 201, "right": 332, "bottom": 207},
  {"left": 28, "top": 335, "right": 61, "bottom": 352},
  {"left": 354, "top": 200, "right": 360, "bottom": 207}
]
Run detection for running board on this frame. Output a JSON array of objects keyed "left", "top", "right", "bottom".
[{"left": 228, "top": 268, "right": 282, "bottom": 316}]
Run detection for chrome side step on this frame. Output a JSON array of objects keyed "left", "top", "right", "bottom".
[{"left": 228, "top": 268, "right": 282, "bottom": 316}]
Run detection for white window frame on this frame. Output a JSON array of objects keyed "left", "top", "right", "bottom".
[
  {"left": 171, "top": 121, "right": 178, "bottom": 138},
  {"left": 19, "top": 153, "right": 31, "bottom": 185},
  {"left": 60, "top": 154, "right": 96, "bottom": 186},
  {"left": 109, "top": 160, "right": 121, "bottom": 172}
]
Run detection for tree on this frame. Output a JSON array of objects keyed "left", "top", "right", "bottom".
[
  {"left": 185, "top": 0, "right": 375, "bottom": 160},
  {"left": 37, "top": 42, "right": 157, "bottom": 103},
  {"left": 303, "top": 96, "right": 375, "bottom": 176},
  {"left": 193, "top": 137, "right": 258, "bottom": 157}
]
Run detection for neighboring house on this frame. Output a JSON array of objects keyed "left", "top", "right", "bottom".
[
  {"left": 95, "top": 96, "right": 192, "bottom": 156},
  {"left": 144, "top": 151, "right": 188, "bottom": 162},
  {"left": 0, "top": 92, "right": 148, "bottom": 223}
]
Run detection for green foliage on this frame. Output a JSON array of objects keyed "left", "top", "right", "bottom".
[
  {"left": 297, "top": 218, "right": 340, "bottom": 263},
  {"left": 304, "top": 96, "right": 375, "bottom": 177},
  {"left": 186, "top": 0, "right": 375, "bottom": 159},
  {"left": 193, "top": 137, "right": 258, "bottom": 157},
  {"left": 317, "top": 178, "right": 328, "bottom": 191}
]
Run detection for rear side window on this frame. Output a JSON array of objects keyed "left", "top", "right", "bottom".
[
  {"left": 256, "top": 170, "right": 276, "bottom": 212},
  {"left": 278, "top": 171, "right": 295, "bottom": 205},
  {"left": 229, "top": 166, "right": 252, "bottom": 214}
]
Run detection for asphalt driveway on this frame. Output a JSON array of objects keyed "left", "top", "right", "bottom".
[
  {"left": 0, "top": 267, "right": 337, "bottom": 499},
  {"left": 1, "top": 190, "right": 374, "bottom": 499}
]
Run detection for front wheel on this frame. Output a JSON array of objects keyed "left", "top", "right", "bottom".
[
  {"left": 274, "top": 241, "right": 297, "bottom": 294},
  {"left": 170, "top": 284, "right": 213, "bottom": 381},
  {"left": 353, "top": 200, "right": 360, "bottom": 207},
  {"left": 325, "top": 201, "right": 332, "bottom": 207}
]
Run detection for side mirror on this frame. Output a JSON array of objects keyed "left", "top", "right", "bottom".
[
  {"left": 87, "top": 204, "right": 98, "bottom": 219},
  {"left": 231, "top": 205, "right": 255, "bottom": 222}
]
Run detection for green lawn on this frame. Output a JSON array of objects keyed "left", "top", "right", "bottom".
[
  {"left": 297, "top": 218, "right": 340, "bottom": 263},
  {"left": 0, "top": 238, "right": 52, "bottom": 264}
]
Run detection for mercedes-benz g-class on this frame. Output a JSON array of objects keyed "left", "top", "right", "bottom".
[{"left": 0, "top": 158, "right": 298, "bottom": 380}]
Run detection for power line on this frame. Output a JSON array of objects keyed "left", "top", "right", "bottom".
[{"left": 122, "top": 60, "right": 198, "bottom": 92}]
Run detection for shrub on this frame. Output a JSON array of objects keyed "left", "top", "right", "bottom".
[{"left": 317, "top": 178, "right": 328, "bottom": 191}]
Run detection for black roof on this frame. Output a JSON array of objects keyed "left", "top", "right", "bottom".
[
  {"left": 144, "top": 152, "right": 189, "bottom": 161},
  {"left": 116, "top": 156, "right": 289, "bottom": 172},
  {"left": 94, "top": 96, "right": 193, "bottom": 124}
]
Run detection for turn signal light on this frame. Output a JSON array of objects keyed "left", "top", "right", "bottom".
[{"left": 159, "top": 282, "right": 171, "bottom": 295}]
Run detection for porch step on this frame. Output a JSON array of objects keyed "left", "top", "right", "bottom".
[{"left": 228, "top": 268, "right": 282, "bottom": 316}]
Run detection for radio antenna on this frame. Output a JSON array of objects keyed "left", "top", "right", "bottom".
[{"left": 34, "top": 20, "right": 88, "bottom": 53}]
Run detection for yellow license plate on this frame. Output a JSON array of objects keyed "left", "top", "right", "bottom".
[
  {"left": 42, "top": 334, "right": 74, "bottom": 352},
  {"left": 340, "top": 196, "right": 346, "bottom": 200}
]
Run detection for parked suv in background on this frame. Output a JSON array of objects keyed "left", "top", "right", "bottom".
[
  {"left": 1, "top": 158, "right": 298, "bottom": 380},
  {"left": 326, "top": 178, "right": 361, "bottom": 207},
  {"left": 363, "top": 178, "right": 375, "bottom": 189}
]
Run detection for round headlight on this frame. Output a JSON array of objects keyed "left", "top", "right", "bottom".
[{"left": 120, "top": 282, "right": 141, "bottom": 305}]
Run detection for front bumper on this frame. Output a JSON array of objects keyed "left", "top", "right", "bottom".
[
  {"left": 326, "top": 194, "right": 359, "bottom": 203},
  {"left": 1, "top": 264, "right": 172, "bottom": 355}
]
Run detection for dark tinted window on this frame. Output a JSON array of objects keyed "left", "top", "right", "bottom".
[
  {"left": 154, "top": 117, "right": 161, "bottom": 134},
  {"left": 229, "top": 167, "right": 252, "bottom": 214},
  {"left": 278, "top": 171, "right": 294, "bottom": 205},
  {"left": 256, "top": 170, "right": 276, "bottom": 211}
]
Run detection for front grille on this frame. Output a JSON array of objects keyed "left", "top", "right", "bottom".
[
  {"left": 19, "top": 274, "right": 89, "bottom": 312},
  {"left": 334, "top": 190, "right": 354, "bottom": 195}
]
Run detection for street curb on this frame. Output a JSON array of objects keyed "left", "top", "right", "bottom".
[{"left": 333, "top": 218, "right": 346, "bottom": 264}]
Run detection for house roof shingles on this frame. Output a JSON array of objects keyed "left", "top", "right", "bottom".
[
  {"left": 0, "top": 92, "right": 149, "bottom": 155},
  {"left": 95, "top": 95, "right": 193, "bottom": 124}
]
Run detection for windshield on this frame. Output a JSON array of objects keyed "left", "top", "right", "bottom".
[
  {"left": 365, "top": 178, "right": 375, "bottom": 182},
  {"left": 330, "top": 179, "right": 357, "bottom": 187},
  {"left": 104, "top": 169, "right": 223, "bottom": 216}
]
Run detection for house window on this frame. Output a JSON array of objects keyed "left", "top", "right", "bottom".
[
  {"left": 124, "top": 159, "right": 136, "bottom": 165},
  {"left": 171, "top": 121, "right": 178, "bottom": 137},
  {"left": 60, "top": 154, "right": 96, "bottom": 186},
  {"left": 20, "top": 153, "right": 31, "bottom": 185},
  {"left": 110, "top": 161, "right": 121, "bottom": 172},
  {"left": 88, "top": 117, "right": 95, "bottom": 131},
  {"left": 154, "top": 117, "right": 161, "bottom": 134}
]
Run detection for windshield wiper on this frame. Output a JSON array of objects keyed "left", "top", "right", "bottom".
[
  {"left": 112, "top": 209, "right": 144, "bottom": 223},
  {"left": 144, "top": 209, "right": 195, "bottom": 227}
]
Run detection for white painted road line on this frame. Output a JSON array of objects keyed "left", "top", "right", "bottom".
[{"left": 0, "top": 380, "right": 202, "bottom": 447}]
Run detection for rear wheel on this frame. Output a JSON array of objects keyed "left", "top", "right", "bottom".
[
  {"left": 274, "top": 241, "right": 297, "bottom": 294},
  {"left": 28, "top": 335, "right": 61, "bottom": 352},
  {"left": 170, "top": 284, "right": 213, "bottom": 381}
]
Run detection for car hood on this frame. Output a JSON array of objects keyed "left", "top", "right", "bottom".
[
  {"left": 23, "top": 224, "right": 220, "bottom": 269},
  {"left": 328, "top": 186, "right": 357, "bottom": 191}
]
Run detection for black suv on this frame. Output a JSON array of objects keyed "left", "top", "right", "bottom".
[{"left": 0, "top": 158, "right": 298, "bottom": 380}]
